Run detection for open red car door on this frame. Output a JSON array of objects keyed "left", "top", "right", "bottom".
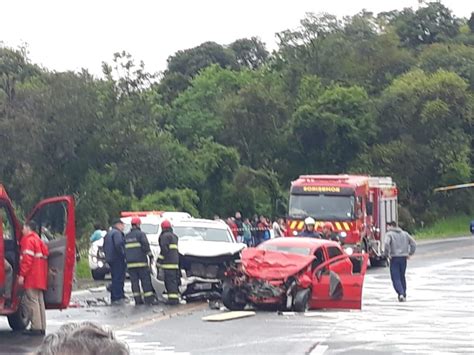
[
  {"left": 310, "top": 253, "right": 369, "bottom": 310},
  {"left": 27, "top": 196, "right": 75, "bottom": 309},
  {"left": 0, "top": 218, "right": 5, "bottom": 300}
]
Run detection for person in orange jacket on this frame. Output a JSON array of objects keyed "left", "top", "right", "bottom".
[{"left": 18, "top": 220, "right": 49, "bottom": 336}]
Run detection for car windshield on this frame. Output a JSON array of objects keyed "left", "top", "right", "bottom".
[
  {"left": 289, "top": 194, "right": 355, "bottom": 220},
  {"left": 173, "top": 226, "right": 232, "bottom": 242},
  {"left": 258, "top": 244, "right": 311, "bottom": 256},
  {"left": 124, "top": 223, "right": 159, "bottom": 235}
]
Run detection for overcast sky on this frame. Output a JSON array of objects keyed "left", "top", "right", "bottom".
[{"left": 1, "top": 0, "right": 471, "bottom": 75}]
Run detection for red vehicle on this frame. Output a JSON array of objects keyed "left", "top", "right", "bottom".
[
  {"left": 0, "top": 184, "right": 76, "bottom": 330},
  {"left": 286, "top": 175, "right": 398, "bottom": 266},
  {"left": 222, "top": 238, "right": 368, "bottom": 312}
]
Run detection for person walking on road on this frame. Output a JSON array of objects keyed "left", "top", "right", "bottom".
[
  {"left": 384, "top": 221, "right": 416, "bottom": 302},
  {"left": 158, "top": 220, "right": 180, "bottom": 305},
  {"left": 103, "top": 219, "right": 127, "bottom": 305},
  {"left": 125, "top": 217, "right": 158, "bottom": 306},
  {"left": 18, "top": 220, "right": 49, "bottom": 336}
]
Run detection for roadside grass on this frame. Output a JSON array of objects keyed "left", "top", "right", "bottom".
[
  {"left": 76, "top": 257, "right": 92, "bottom": 280},
  {"left": 414, "top": 215, "right": 472, "bottom": 240}
]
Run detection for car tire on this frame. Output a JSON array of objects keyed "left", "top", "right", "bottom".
[
  {"left": 222, "top": 284, "right": 246, "bottom": 311},
  {"left": 91, "top": 269, "right": 106, "bottom": 281},
  {"left": 293, "top": 288, "right": 311, "bottom": 313},
  {"left": 370, "top": 257, "right": 388, "bottom": 267},
  {"left": 8, "top": 297, "right": 30, "bottom": 331}
]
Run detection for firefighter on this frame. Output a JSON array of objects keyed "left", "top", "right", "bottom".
[
  {"left": 103, "top": 219, "right": 126, "bottom": 305},
  {"left": 299, "top": 217, "right": 322, "bottom": 238},
  {"left": 321, "top": 222, "right": 340, "bottom": 242},
  {"left": 18, "top": 220, "right": 49, "bottom": 336},
  {"left": 125, "top": 217, "right": 158, "bottom": 306},
  {"left": 158, "top": 220, "right": 180, "bottom": 305}
]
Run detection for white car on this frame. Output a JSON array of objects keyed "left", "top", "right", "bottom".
[
  {"left": 150, "top": 218, "right": 246, "bottom": 301},
  {"left": 88, "top": 212, "right": 192, "bottom": 280}
]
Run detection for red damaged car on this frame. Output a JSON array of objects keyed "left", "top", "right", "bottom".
[{"left": 222, "top": 237, "right": 368, "bottom": 312}]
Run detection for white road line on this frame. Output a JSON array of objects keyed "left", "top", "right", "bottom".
[{"left": 310, "top": 344, "right": 328, "bottom": 355}]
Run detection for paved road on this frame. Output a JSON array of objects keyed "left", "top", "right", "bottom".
[{"left": 1, "top": 236, "right": 473, "bottom": 354}]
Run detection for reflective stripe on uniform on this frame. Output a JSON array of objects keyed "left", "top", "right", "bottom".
[
  {"left": 167, "top": 293, "right": 179, "bottom": 299},
  {"left": 127, "top": 262, "right": 148, "bottom": 268},
  {"left": 157, "top": 255, "right": 164, "bottom": 260},
  {"left": 23, "top": 250, "right": 47, "bottom": 259},
  {"left": 133, "top": 292, "right": 142, "bottom": 297},
  {"left": 125, "top": 242, "right": 141, "bottom": 249},
  {"left": 160, "top": 264, "right": 179, "bottom": 270},
  {"left": 143, "top": 291, "right": 154, "bottom": 297},
  {"left": 169, "top": 244, "right": 178, "bottom": 250}
]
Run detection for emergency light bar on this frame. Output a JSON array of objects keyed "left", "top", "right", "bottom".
[{"left": 120, "top": 211, "right": 164, "bottom": 217}]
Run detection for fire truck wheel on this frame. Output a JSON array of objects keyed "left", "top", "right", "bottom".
[
  {"left": 7, "top": 298, "right": 30, "bottom": 331},
  {"left": 222, "top": 284, "right": 246, "bottom": 311},
  {"left": 293, "top": 288, "right": 311, "bottom": 312}
]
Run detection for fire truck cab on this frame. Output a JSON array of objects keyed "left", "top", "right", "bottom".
[
  {"left": 286, "top": 175, "right": 398, "bottom": 266},
  {"left": 0, "top": 184, "right": 76, "bottom": 330}
]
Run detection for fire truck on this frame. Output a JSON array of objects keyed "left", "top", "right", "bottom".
[
  {"left": 286, "top": 175, "right": 398, "bottom": 266},
  {"left": 0, "top": 184, "right": 76, "bottom": 330}
]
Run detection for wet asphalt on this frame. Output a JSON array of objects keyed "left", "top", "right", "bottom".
[{"left": 0, "top": 236, "right": 473, "bottom": 354}]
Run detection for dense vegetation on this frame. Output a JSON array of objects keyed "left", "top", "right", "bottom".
[{"left": 1, "top": 2, "right": 473, "bottom": 238}]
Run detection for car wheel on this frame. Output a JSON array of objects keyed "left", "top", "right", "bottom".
[
  {"left": 222, "top": 284, "right": 246, "bottom": 311},
  {"left": 91, "top": 269, "right": 106, "bottom": 281},
  {"left": 293, "top": 288, "right": 311, "bottom": 313},
  {"left": 8, "top": 297, "right": 30, "bottom": 331},
  {"left": 370, "top": 257, "right": 388, "bottom": 267}
]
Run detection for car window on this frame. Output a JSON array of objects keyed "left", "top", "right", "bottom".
[
  {"left": 312, "top": 247, "right": 326, "bottom": 270},
  {"left": 327, "top": 246, "right": 343, "bottom": 259},
  {"left": 29, "top": 201, "right": 68, "bottom": 243},
  {"left": 0, "top": 204, "right": 15, "bottom": 241},
  {"left": 123, "top": 223, "right": 159, "bottom": 235},
  {"left": 258, "top": 244, "right": 311, "bottom": 255},
  {"left": 174, "top": 226, "right": 232, "bottom": 242}
]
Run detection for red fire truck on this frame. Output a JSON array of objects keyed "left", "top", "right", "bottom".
[
  {"left": 0, "top": 184, "right": 76, "bottom": 330},
  {"left": 286, "top": 175, "right": 398, "bottom": 266}
]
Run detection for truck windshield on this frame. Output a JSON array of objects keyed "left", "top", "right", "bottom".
[{"left": 289, "top": 194, "right": 355, "bottom": 220}]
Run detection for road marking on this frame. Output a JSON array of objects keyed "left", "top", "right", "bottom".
[{"left": 309, "top": 344, "right": 328, "bottom": 355}]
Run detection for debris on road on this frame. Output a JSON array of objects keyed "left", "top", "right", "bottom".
[
  {"left": 202, "top": 311, "right": 256, "bottom": 322},
  {"left": 277, "top": 311, "right": 296, "bottom": 316}
]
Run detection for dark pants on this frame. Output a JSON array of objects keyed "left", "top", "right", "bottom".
[
  {"left": 164, "top": 269, "right": 180, "bottom": 305},
  {"left": 128, "top": 267, "right": 155, "bottom": 305},
  {"left": 390, "top": 256, "right": 407, "bottom": 296},
  {"left": 110, "top": 260, "right": 126, "bottom": 302}
]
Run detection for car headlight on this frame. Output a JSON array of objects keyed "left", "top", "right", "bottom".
[
  {"left": 98, "top": 261, "right": 104, "bottom": 268},
  {"left": 92, "top": 256, "right": 98, "bottom": 263},
  {"left": 339, "top": 231, "right": 347, "bottom": 238},
  {"left": 345, "top": 247, "right": 354, "bottom": 255},
  {"left": 293, "top": 231, "right": 298, "bottom": 236}
]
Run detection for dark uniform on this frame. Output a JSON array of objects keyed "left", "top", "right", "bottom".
[
  {"left": 321, "top": 231, "right": 340, "bottom": 242},
  {"left": 103, "top": 224, "right": 126, "bottom": 303},
  {"left": 158, "top": 226, "right": 180, "bottom": 305},
  {"left": 125, "top": 226, "right": 155, "bottom": 305}
]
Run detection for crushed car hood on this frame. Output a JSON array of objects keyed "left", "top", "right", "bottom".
[
  {"left": 178, "top": 240, "right": 246, "bottom": 257},
  {"left": 241, "top": 248, "right": 315, "bottom": 281}
]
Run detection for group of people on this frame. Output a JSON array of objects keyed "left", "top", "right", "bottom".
[
  {"left": 102, "top": 217, "right": 180, "bottom": 306},
  {"left": 221, "top": 212, "right": 342, "bottom": 245},
  {"left": 219, "top": 212, "right": 287, "bottom": 246}
]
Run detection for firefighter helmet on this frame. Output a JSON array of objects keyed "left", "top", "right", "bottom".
[
  {"left": 323, "top": 222, "right": 333, "bottom": 230},
  {"left": 131, "top": 217, "right": 141, "bottom": 225},
  {"left": 304, "top": 217, "right": 316, "bottom": 226},
  {"left": 161, "top": 220, "right": 172, "bottom": 229}
]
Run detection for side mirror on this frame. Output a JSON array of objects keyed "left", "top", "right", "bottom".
[{"left": 366, "top": 202, "right": 373, "bottom": 216}]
